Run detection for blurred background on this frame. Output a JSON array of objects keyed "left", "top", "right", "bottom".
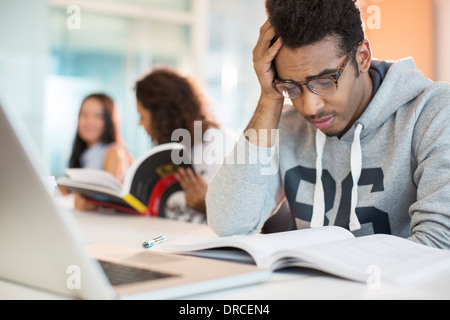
[{"left": 0, "top": 0, "right": 449, "bottom": 178}]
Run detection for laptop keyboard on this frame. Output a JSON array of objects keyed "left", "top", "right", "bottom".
[{"left": 98, "top": 260, "right": 174, "bottom": 286}]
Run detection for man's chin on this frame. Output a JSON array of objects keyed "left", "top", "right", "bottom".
[{"left": 322, "top": 128, "right": 344, "bottom": 138}]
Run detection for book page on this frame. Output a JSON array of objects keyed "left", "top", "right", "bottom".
[
  {"left": 65, "top": 168, "right": 122, "bottom": 192},
  {"left": 164, "top": 226, "right": 354, "bottom": 268},
  {"left": 278, "top": 234, "right": 450, "bottom": 285}
]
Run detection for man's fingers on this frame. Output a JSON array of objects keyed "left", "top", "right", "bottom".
[
  {"left": 254, "top": 20, "right": 278, "bottom": 58},
  {"left": 268, "top": 37, "right": 283, "bottom": 58}
]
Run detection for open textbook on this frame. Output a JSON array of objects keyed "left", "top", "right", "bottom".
[
  {"left": 57, "top": 142, "right": 192, "bottom": 216},
  {"left": 163, "top": 226, "right": 450, "bottom": 286}
]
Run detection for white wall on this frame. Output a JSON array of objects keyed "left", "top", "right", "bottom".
[
  {"left": 0, "top": 0, "right": 48, "bottom": 150},
  {"left": 434, "top": 0, "right": 450, "bottom": 83}
]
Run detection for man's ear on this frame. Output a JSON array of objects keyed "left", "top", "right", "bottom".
[{"left": 356, "top": 39, "right": 372, "bottom": 73}]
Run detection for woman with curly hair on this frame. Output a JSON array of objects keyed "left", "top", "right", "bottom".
[{"left": 135, "top": 67, "right": 234, "bottom": 224}]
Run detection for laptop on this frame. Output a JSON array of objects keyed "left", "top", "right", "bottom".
[{"left": 0, "top": 103, "right": 270, "bottom": 300}]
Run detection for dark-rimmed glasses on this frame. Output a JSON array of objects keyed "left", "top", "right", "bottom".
[{"left": 272, "top": 44, "right": 359, "bottom": 99}]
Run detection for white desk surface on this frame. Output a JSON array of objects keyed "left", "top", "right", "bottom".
[{"left": 1, "top": 195, "right": 449, "bottom": 300}]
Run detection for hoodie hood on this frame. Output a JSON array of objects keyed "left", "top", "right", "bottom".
[
  {"left": 355, "top": 58, "right": 433, "bottom": 140},
  {"left": 311, "top": 58, "right": 433, "bottom": 231}
]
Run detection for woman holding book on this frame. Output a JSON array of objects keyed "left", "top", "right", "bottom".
[
  {"left": 135, "top": 67, "right": 235, "bottom": 224},
  {"left": 67, "top": 93, "right": 133, "bottom": 209}
]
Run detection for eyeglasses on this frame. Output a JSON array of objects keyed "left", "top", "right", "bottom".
[{"left": 272, "top": 44, "right": 359, "bottom": 100}]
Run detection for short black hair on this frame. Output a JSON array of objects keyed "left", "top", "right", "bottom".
[{"left": 266, "top": 0, "right": 364, "bottom": 57}]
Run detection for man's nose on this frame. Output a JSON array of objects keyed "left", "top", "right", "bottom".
[{"left": 295, "top": 88, "right": 325, "bottom": 118}]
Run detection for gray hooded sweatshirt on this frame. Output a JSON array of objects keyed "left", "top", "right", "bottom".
[{"left": 206, "top": 58, "right": 450, "bottom": 250}]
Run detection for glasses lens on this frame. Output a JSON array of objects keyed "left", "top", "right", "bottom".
[
  {"left": 309, "top": 78, "right": 337, "bottom": 95},
  {"left": 275, "top": 82, "right": 302, "bottom": 99}
]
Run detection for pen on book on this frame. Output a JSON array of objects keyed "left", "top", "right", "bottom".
[{"left": 142, "top": 235, "right": 167, "bottom": 249}]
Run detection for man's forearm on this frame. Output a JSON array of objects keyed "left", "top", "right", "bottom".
[{"left": 245, "top": 94, "right": 284, "bottom": 147}]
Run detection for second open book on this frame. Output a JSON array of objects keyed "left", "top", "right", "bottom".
[
  {"left": 163, "top": 226, "right": 450, "bottom": 286},
  {"left": 57, "top": 143, "right": 192, "bottom": 216}
]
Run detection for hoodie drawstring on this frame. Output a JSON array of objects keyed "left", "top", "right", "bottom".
[
  {"left": 349, "top": 124, "right": 363, "bottom": 231},
  {"left": 311, "top": 124, "right": 363, "bottom": 231},
  {"left": 311, "top": 129, "right": 326, "bottom": 228}
]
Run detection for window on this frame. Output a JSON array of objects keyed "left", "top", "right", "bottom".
[
  {"left": 1, "top": 0, "right": 266, "bottom": 177},
  {"left": 47, "top": 0, "right": 205, "bottom": 176}
]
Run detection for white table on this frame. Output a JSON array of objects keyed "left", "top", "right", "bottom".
[{"left": 1, "top": 195, "right": 449, "bottom": 300}]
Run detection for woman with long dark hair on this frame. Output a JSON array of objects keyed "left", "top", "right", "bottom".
[{"left": 68, "top": 93, "right": 132, "bottom": 209}]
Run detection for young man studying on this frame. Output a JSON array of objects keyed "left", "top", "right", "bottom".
[{"left": 206, "top": 0, "right": 450, "bottom": 249}]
